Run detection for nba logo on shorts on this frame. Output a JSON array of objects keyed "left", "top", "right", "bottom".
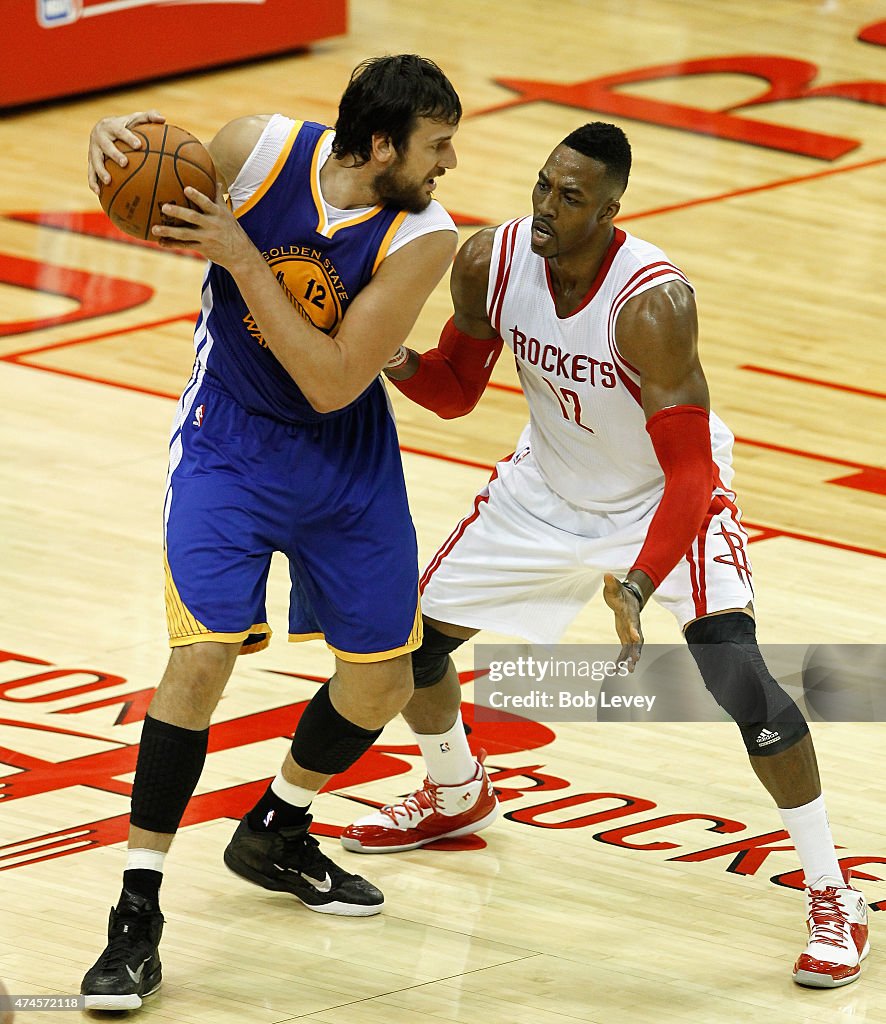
[
  {"left": 192, "top": 404, "right": 205, "bottom": 428},
  {"left": 36, "top": 0, "right": 82, "bottom": 27}
]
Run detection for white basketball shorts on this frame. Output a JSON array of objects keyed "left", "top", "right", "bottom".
[{"left": 420, "top": 432, "right": 754, "bottom": 641}]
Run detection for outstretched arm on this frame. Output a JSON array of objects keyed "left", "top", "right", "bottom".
[
  {"left": 384, "top": 226, "right": 504, "bottom": 418},
  {"left": 603, "top": 280, "right": 713, "bottom": 666}
]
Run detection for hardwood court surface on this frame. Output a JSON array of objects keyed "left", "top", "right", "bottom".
[{"left": 1, "top": 1, "right": 885, "bottom": 1021}]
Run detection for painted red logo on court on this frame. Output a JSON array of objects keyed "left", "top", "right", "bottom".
[{"left": 0, "top": 648, "right": 883, "bottom": 910}]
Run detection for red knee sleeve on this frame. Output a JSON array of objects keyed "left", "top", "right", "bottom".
[
  {"left": 630, "top": 405, "right": 713, "bottom": 588},
  {"left": 389, "top": 317, "right": 503, "bottom": 419}
]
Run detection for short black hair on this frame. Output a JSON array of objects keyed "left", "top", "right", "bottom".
[
  {"left": 333, "top": 54, "right": 461, "bottom": 163},
  {"left": 561, "top": 122, "right": 632, "bottom": 192}
]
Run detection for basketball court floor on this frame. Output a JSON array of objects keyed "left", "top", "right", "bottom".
[{"left": 1, "top": 1, "right": 884, "bottom": 1020}]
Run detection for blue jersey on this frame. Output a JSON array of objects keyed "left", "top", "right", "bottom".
[{"left": 193, "top": 119, "right": 409, "bottom": 424}]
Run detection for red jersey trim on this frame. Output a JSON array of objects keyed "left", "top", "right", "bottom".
[
  {"left": 686, "top": 487, "right": 752, "bottom": 619},
  {"left": 612, "top": 260, "right": 689, "bottom": 311},
  {"left": 420, "top": 460, "right": 505, "bottom": 592},
  {"left": 606, "top": 264, "right": 693, "bottom": 402},
  {"left": 543, "top": 227, "right": 627, "bottom": 319},
  {"left": 489, "top": 219, "right": 520, "bottom": 336},
  {"left": 609, "top": 350, "right": 643, "bottom": 407}
]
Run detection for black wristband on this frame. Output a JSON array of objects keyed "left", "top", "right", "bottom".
[{"left": 621, "top": 579, "right": 645, "bottom": 611}]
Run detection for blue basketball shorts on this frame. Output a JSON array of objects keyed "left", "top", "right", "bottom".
[{"left": 163, "top": 376, "right": 422, "bottom": 662}]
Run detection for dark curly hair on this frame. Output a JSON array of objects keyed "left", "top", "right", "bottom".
[{"left": 333, "top": 54, "right": 461, "bottom": 164}]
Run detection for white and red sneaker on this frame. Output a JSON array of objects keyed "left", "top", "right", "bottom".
[
  {"left": 340, "top": 753, "right": 498, "bottom": 854},
  {"left": 792, "top": 869, "right": 870, "bottom": 987}
]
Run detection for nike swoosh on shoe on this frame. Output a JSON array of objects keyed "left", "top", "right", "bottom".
[
  {"left": 125, "top": 959, "right": 149, "bottom": 984},
  {"left": 273, "top": 864, "right": 333, "bottom": 893}
]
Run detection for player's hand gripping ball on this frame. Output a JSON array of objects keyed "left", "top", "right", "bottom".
[{"left": 99, "top": 123, "right": 217, "bottom": 240}]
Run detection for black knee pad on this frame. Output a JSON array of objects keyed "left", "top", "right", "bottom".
[
  {"left": 412, "top": 622, "right": 467, "bottom": 688},
  {"left": 131, "top": 715, "right": 209, "bottom": 834},
  {"left": 291, "top": 681, "right": 382, "bottom": 775},
  {"left": 685, "top": 612, "right": 809, "bottom": 756}
]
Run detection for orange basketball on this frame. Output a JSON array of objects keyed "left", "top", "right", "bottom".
[{"left": 98, "top": 122, "right": 217, "bottom": 240}]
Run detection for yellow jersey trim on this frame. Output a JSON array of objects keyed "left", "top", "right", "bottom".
[
  {"left": 371, "top": 210, "right": 409, "bottom": 274},
  {"left": 166, "top": 551, "right": 271, "bottom": 652},
  {"left": 169, "top": 631, "right": 270, "bottom": 655},
  {"left": 168, "top": 624, "right": 271, "bottom": 652},
  {"left": 289, "top": 630, "right": 326, "bottom": 643},
  {"left": 171, "top": 629, "right": 247, "bottom": 645},
  {"left": 286, "top": 599, "right": 423, "bottom": 662},
  {"left": 311, "top": 129, "right": 386, "bottom": 238},
  {"left": 165, "top": 551, "right": 209, "bottom": 638},
  {"left": 240, "top": 633, "right": 271, "bottom": 655},
  {"left": 327, "top": 635, "right": 422, "bottom": 663},
  {"left": 234, "top": 119, "right": 303, "bottom": 220}
]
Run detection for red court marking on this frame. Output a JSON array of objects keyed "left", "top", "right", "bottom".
[
  {"left": 400, "top": 443, "right": 493, "bottom": 472},
  {"left": 859, "top": 19, "right": 886, "bottom": 46},
  {"left": 618, "top": 156, "right": 886, "bottom": 223},
  {"left": 742, "top": 521, "right": 883, "bottom": 559},
  {"left": 58, "top": 687, "right": 157, "bottom": 727},
  {"left": 2, "top": 311, "right": 197, "bottom": 361},
  {"left": 740, "top": 364, "right": 886, "bottom": 400},
  {"left": 733, "top": 435, "right": 876, "bottom": 470},
  {"left": 489, "top": 380, "right": 522, "bottom": 395},
  {"left": 825, "top": 468, "right": 886, "bottom": 496},
  {"left": 0, "top": 717, "right": 128, "bottom": 746},
  {"left": 6, "top": 211, "right": 206, "bottom": 258},
  {"left": 476, "top": 59, "right": 872, "bottom": 160},
  {"left": 0, "top": 253, "right": 154, "bottom": 336},
  {"left": 1, "top": 312, "right": 197, "bottom": 399},
  {"left": 0, "top": 361, "right": 182, "bottom": 401},
  {"left": 0, "top": 748, "right": 49, "bottom": 773}
]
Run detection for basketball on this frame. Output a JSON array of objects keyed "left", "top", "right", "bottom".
[{"left": 98, "top": 122, "right": 217, "bottom": 240}]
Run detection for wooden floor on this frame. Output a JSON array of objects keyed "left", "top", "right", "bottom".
[{"left": 1, "top": 1, "right": 885, "bottom": 1020}]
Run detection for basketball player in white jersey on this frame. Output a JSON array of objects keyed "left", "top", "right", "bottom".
[{"left": 341, "top": 123, "right": 870, "bottom": 989}]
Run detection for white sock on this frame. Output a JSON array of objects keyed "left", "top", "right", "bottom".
[
  {"left": 270, "top": 772, "right": 317, "bottom": 809},
  {"left": 126, "top": 848, "right": 167, "bottom": 873},
  {"left": 413, "top": 711, "right": 477, "bottom": 785},
  {"left": 778, "top": 794, "right": 843, "bottom": 889}
]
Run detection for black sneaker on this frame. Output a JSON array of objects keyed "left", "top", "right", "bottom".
[
  {"left": 80, "top": 890, "right": 164, "bottom": 1010},
  {"left": 223, "top": 814, "right": 384, "bottom": 916}
]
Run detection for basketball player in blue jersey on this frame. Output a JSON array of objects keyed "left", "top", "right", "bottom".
[{"left": 81, "top": 55, "right": 461, "bottom": 1010}]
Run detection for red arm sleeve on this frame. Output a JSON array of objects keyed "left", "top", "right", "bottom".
[
  {"left": 388, "top": 317, "right": 504, "bottom": 419},
  {"left": 630, "top": 405, "right": 713, "bottom": 589}
]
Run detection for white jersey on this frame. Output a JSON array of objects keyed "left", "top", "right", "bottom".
[{"left": 486, "top": 217, "right": 735, "bottom": 513}]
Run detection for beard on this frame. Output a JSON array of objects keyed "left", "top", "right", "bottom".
[{"left": 373, "top": 161, "right": 436, "bottom": 213}]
